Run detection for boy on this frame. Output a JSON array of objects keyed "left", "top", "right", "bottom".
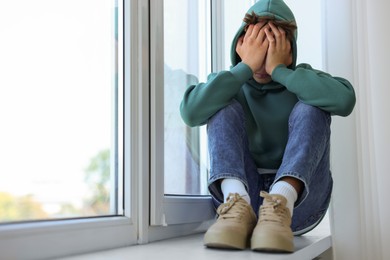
[{"left": 180, "top": 0, "right": 355, "bottom": 253}]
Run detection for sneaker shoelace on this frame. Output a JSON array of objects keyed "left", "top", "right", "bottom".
[
  {"left": 259, "top": 191, "right": 289, "bottom": 225},
  {"left": 217, "top": 193, "right": 249, "bottom": 221}
]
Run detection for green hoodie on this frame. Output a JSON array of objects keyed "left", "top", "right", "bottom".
[{"left": 180, "top": 0, "right": 356, "bottom": 169}]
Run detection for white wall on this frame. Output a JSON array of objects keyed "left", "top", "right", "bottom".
[
  {"left": 361, "top": 0, "right": 390, "bottom": 259},
  {"left": 324, "top": 0, "right": 390, "bottom": 259},
  {"left": 284, "top": 0, "right": 322, "bottom": 69},
  {"left": 322, "top": 1, "right": 363, "bottom": 259}
]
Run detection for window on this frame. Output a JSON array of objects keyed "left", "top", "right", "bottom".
[
  {"left": 162, "top": 0, "right": 211, "bottom": 196},
  {"left": 0, "top": 0, "right": 121, "bottom": 222},
  {"left": 148, "top": 0, "right": 255, "bottom": 228},
  {"left": 0, "top": 1, "right": 137, "bottom": 259},
  {"left": 148, "top": 0, "right": 215, "bottom": 227}
]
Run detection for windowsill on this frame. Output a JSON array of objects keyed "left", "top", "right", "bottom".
[
  {"left": 59, "top": 234, "right": 331, "bottom": 260},
  {"left": 59, "top": 216, "right": 332, "bottom": 260}
]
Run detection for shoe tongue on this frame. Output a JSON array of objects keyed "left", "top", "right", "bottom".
[
  {"left": 226, "top": 193, "right": 240, "bottom": 201},
  {"left": 218, "top": 193, "right": 247, "bottom": 216},
  {"left": 269, "top": 195, "right": 286, "bottom": 206},
  {"left": 261, "top": 191, "right": 287, "bottom": 206},
  {"left": 219, "top": 196, "right": 238, "bottom": 214}
]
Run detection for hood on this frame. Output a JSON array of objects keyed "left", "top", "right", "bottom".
[{"left": 230, "top": 0, "right": 298, "bottom": 79}]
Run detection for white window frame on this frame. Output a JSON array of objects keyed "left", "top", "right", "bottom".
[
  {"left": 0, "top": 1, "right": 138, "bottom": 259},
  {"left": 139, "top": 0, "right": 216, "bottom": 243},
  {"left": 149, "top": 0, "right": 215, "bottom": 229},
  {"left": 146, "top": 0, "right": 254, "bottom": 240}
]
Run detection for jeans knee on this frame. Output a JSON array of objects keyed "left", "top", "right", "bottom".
[
  {"left": 208, "top": 99, "right": 245, "bottom": 126},
  {"left": 289, "top": 101, "right": 331, "bottom": 127}
]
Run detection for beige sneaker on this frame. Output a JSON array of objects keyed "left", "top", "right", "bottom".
[
  {"left": 251, "top": 191, "right": 294, "bottom": 253},
  {"left": 204, "top": 193, "right": 257, "bottom": 249}
]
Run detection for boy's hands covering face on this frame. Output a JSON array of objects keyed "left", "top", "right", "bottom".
[
  {"left": 236, "top": 21, "right": 293, "bottom": 83},
  {"left": 264, "top": 22, "right": 293, "bottom": 75},
  {"left": 236, "top": 23, "right": 269, "bottom": 73}
]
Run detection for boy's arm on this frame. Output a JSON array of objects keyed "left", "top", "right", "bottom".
[
  {"left": 180, "top": 62, "right": 252, "bottom": 127},
  {"left": 181, "top": 23, "right": 271, "bottom": 127},
  {"left": 272, "top": 63, "right": 356, "bottom": 116},
  {"left": 265, "top": 22, "right": 355, "bottom": 116}
]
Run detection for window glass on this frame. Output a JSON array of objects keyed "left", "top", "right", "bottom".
[
  {"left": 163, "top": 0, "right": 210, "bottom": 195},
  {"left": 0, "top": 0, "right": 121, "bottom": 222},
  {"left": 223, "top": 0, "right": 255, "bottom": 70}
]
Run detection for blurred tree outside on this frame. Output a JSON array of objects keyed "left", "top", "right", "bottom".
[
  {"left": 83, "top": 149, "right": 111, "bottom": 215},
  {"left": 57, "top": 149, "right": 111, "bottom": 217},
  {"left": 0, "top": 192, "right": 48, "bottom": 222},
  {"left": 0, "top": 149, "right": 111, "bottom": 222}
]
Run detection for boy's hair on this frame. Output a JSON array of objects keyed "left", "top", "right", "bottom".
[{"left": 243, "top": 11, "right": 297, "bottom": 42}]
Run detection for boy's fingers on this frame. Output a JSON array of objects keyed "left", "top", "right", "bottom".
[
  {"left": 235, "top": 37, "right": 242, "bottom": 53},
  {"left": 264, "top": 28, "right": 275, "bottom": 44},
  {"left": 237, "top": 37, "right": 244, "bottom": 49},
  {"left": 268, "top": 22, "right": 280, "bottom": 36},
  {"left": 238, "top": 35, "right": 244, "bottom": 44},
  {"left": 256, "top": 25, "right": 268, "bottom": 41},
  {"left": 268, "top": 22, "right": 291, "bottom": 49},
  {"left": 250, "top": 23, "right": 262, "bottom": 38},
  {"left": 269, "top": 22, "right": 288, "bottom": 42},
  {"left": 244, "top": 24, "right": 254, "bottom": 40}
]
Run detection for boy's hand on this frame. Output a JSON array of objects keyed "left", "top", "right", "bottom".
[
  {"left": 264, "top": 22, "right": 293, "bottom": 75},
  {"left": 236, "top": 23, "right": 269, "bottom": 73}
]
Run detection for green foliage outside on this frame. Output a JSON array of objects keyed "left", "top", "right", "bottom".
[
  {"left": 0, "top": 149, "right": 111, "bottom": 222},
  {"left": 0, "top": 192, "right": 48, "bottom": 222},
  {"left": 83, "top": 149, "right": 111, "bottom": 215}
]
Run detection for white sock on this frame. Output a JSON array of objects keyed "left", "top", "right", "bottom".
[
  {"left": 270, "top": 181, "right": 298, "bottom": 216},
  {"left": 221, "top": 178, "right": 251, "bottom": 205}
]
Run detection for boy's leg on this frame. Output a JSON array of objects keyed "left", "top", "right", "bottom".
[
  {"left": 278, "top": 101, "right": 332, "bottom": 233},
  {"left": 207, "top": 100, "right": 261, "bottom": 210},
  {"left": 204, "top": 100, "right": 259, "bottom": 249},
  {"left": 251, "top": 101, "right": 332, "bottom": 252}
]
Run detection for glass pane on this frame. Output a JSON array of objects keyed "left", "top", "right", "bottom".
[
  {"left": 163, "top": 0, "right": 210, "bottom": 195},
  {"left": 0, "top": 0, "right": 122, "bottom": 222},
  {"left": 223, "top": 0, "right": 256, "bottom": 70}
]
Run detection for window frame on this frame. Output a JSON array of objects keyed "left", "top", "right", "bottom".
[
  {"left": 147, "top": 0, "right": 255, "bottom": 231},
  {"left": 0, "top": 0, "right": 138, "bottom": 259},
  {"left": 137, "top": 0, "right": 216, "bottom": 243},
  {"left": 148, "top": 0, "right": 216, "bottom": 229}
]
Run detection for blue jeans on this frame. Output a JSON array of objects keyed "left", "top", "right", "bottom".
[{"left": 207, "top": 100, "right": 333, "bottom": 235}]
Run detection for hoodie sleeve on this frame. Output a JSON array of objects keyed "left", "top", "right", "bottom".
[
  {"left": 180, "top": 62, "right": 253, "bottom": 127},
  {"left": 271, "top": 63, "right": 356, "bottom": 116}
]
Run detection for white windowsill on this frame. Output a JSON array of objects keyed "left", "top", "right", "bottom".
[
  {"left": 59, "top": 234, "right": 331, "bottom": 260},
  {"left": 59, "top": 215, "right": 332, "bottom": 260}
]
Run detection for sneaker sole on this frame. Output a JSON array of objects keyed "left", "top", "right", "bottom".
[
  {"left": 251, "top": 235, "right": 294, "bottom": 253},
  {"left": 204, "top": 233, "right": 248, "bottom": 250}
]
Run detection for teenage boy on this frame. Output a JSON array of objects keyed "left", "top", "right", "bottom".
[{"left": 180, "top": 0, "right": 355, "bottom": 252}]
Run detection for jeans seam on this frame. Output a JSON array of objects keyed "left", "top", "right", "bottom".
[
  {"left": 292, "top": 178, "right": 333, "bottom": 233},
  {"left": 272, "top": 171, "right": 309, "bottom": 207},
  {"left": 208, "top": 173, "right": 249, "bottom": 189}
]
